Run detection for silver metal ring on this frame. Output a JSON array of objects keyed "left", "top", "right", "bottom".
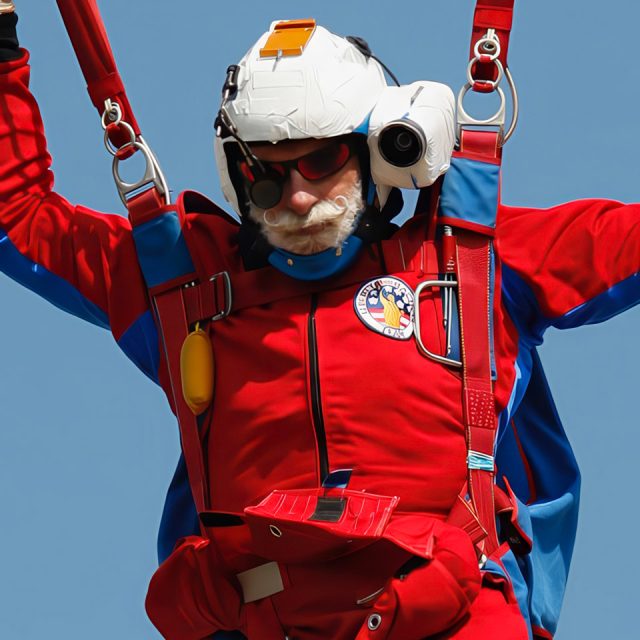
[
  {"left": 367, "top": 614, "right": 382, "bottom": 631},
  {"left": 466, "top": 57, "right": 504, "bottom": 92},
  {"left": 269, "top": 525, "right": 283, "bottom": 538},
  {"left": 101, "top": 99, "right": 123, "bottom": 129},
  {"left": 103, "top": 121, "right": 136, "bottom": 157},
  {"left": 473, "top": 32, "right": 501, "bottom": 61}
]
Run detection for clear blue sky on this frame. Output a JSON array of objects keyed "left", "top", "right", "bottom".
[{"left": 1, "top": 1, "right": 639, "bottom": 638}]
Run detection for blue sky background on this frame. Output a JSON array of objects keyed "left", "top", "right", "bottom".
[{"left": 1, "top": 1, "right": 639, "bottom": 638}]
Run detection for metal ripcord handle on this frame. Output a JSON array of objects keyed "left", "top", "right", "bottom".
[{"left": 55, "top": 0, "right": 170, "bottom": 207}]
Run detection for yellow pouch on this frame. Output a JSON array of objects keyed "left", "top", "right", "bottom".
[{"left": 180, "top": 325, "right": 214, "bottom": 415}]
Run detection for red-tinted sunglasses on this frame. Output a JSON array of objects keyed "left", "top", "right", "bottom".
[{"left": 238, "top": 139, "right": 353, "bottom": 210}]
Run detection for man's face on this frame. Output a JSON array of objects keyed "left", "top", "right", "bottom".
[{"left": 247, "top": 138, "right": 364, "bottom": 255}]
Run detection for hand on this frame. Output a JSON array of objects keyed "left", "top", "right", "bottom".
[
  {"left": 354, "top": 522, "right": 482, "bottom": 640},
  {"left": 145, "top": 536, "right": 243, "bottom": 640},
  {"left": 0, "top": 1, "right": 15, "bottom": 16}
]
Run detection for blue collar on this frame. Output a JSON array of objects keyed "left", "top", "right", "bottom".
[{"left": 267, "top": 235, "right": 364, "bottom": 281}]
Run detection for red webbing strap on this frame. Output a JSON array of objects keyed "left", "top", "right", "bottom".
[
  {"left": 154, "top": 288, "right": 208, "bottom": 517},
  {"left": 470, "top": 0, "right": 515, "bottom": 84},
  {"left": 56, "top": 0, "right": 141, "bottom": 141},
  {"left": 452, "top": 127, "right": 503, "bottom": 556},
  {"left": 456, "top": 230, "right": 500, "bottom": 556},
  {"left": 179, "top": 258, "right": 406, "bottom": 325},
  {"left": 175, "top": 226, "right": 429, "bottom": 326}
]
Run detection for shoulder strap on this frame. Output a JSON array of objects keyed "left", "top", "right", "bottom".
[{"left": 440, "top": 0, "right": 517, "bottom": 558}]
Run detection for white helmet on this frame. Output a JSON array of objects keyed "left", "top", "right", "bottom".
[{"left": 214, "top": 20, "right": 388, "bottom": 217}]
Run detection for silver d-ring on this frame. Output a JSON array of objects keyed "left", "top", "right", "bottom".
[
  {"left": 502, "top": 67, "right": 519, "bottom": 144},
  {"left": 456, "top": 84, "right": 507, "bottom": 143},
  {"left": 413, "top": 280, "right": 462, "bottom": 368}
]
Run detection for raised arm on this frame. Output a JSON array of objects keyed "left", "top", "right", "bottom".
[
  {"left": 497, "top": 198, "right": 640, "bottom": 341},
  {"left": 0, "top": 7, "right": 158, "bottom": 379}
]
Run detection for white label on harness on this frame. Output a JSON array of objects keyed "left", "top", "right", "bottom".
[
  {"left": 354, "top": 277, "right": 414, "bottom": 340},
  {"left": 236, "top": 561, "right": 284, "bottom": 603}
]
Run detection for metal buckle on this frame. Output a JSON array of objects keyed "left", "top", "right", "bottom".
[
  {"left": 101, "top": 99, "right": 171, "bottom": 206},
  {"left": 413, "top": 280, "right": 462, "bottom": 368},
  {"left": 209, "top": 271, "right": 233, "bottom": 321},
  {"left": 455, "top": 29, "right": 519, "bottom": 146}
]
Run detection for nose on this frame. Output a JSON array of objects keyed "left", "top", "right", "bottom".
[{"left": 281, "top": 169, "right": 320, "bottom": 216}]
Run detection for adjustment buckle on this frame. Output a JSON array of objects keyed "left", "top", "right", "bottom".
[
  {"left": 209, "top": 271, "right": 233, "bottom": 321},
  {"left": 413, "top": 280, "right": 462, "bottom": 368}
]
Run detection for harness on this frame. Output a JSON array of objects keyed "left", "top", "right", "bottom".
[
  {"left": 56, "top": 0, "right": 515, "bottom": 553},
  {"left": 55, "top": 1, "right": 580, "bottom": 637}
]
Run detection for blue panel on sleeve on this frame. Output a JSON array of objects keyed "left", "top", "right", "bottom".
[
  {"left": 131, "top": 212, "right": 196, "bottom": 288},
  {"left": 501, "top": 263, "right": 547, "bottom": 346},
  {"left": 550, "top": 270, "right": 640, "bottom": 329},
  {"left": 157, "top": 453, "right": 200, "bottom": 564},
  {"left": 0, "top": 230, "right": 109, "bottom": 329},
  {"left": 439, "top": 157, "right": 500, "bottom": 229},
  {"left": 117, "top": 310, "right": 160, "bottom": 383}
]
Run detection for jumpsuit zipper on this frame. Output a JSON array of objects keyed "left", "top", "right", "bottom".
[{"left": 308, "top": 293, "right": 330, "bottom": 483}]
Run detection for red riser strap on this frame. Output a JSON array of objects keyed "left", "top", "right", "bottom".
[
  {"left": 154, "top": 288, "right": 209, "bottom": 517},
  {"left": 470, "top": 0, "right": 515, "bottom": 82},
  {"left": 456, "top": 231, "right": 500, "bottom": 556},
  {"left": 56, "top": 0, "right": 141, "bottom": 136}
]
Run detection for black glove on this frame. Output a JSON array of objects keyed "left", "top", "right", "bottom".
[{"left": 0, "top": 10, "right": 20, "bottom": 62}]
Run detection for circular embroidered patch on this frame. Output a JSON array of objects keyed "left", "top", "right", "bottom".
[{"left": 354, "top": 277, "right": 414, "bottom": 340}]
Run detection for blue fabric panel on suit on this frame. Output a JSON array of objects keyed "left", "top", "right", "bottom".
[
  {"left": 132, "top": 212, "right": 196, "bottom": 288},
  {"left": 438, "top": 157, "right": 500, "bottom": 228},
  {"left": 0, "top": 230, "right": 109, "bottom": 329},
  {"left": 501, "top": 263, "right": 546, "bottom": 346},
  {"left": 485, "top": 554, "right": 532, "bottom": 640},
  {"left": 526, "top": 493, "right": 579, "bottom": 636},
  {"left": 550, "top": 270, "right": 640, "bottom": 329},
  {"left": 496, "top": 350, "right": 580, "bottom": 637},
  {"left": 117, "top": 310, "right": 160, "bottom": 383},
  {"left": 269, "top": 236, "right": 363, "bottom": 281},
  {"left": 157, "top": 453, "right": 200, "bottom": 564}
]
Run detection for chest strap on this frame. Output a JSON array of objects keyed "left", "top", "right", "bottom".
[{"left": 175, "top": 237, "right": 423, "bottom": 328}]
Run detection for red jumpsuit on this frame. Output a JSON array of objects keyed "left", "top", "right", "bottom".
[{"left": 2, "top": 50, "right": 640, "bottom": 640}]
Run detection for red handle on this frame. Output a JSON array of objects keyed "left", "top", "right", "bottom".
[
  {"left": 56, "top": 0, "right": 141, "bottom": 137},
  {"left": 469, "top": 0, "right": 515, "bottom": 84}
]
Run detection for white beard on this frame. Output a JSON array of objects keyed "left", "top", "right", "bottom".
[{"left": 248, "top": 181, "right": 364, "bottom": 255}]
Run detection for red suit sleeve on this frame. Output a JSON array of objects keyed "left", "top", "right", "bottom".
[
  {"left": 496, "top": 199, "right": 640, "bottom": 335},
  {"left": 0, "top": 49, "right": 150, "bottom": 344}
]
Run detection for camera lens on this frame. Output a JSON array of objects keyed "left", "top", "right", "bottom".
[{"left": 378, "top": 122, "right": 425, "bottom": 167}]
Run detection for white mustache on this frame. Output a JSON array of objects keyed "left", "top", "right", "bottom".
[
  {"left": 248, "top": 180, "right": 364, "bottom": 255},
  {"left": 262, "top": 194, "right": 349, "bottom": 231}
]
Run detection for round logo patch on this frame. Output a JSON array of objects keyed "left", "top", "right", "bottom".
[{"left": 354, "top": 277, "right": 415, "bottom": 340}]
